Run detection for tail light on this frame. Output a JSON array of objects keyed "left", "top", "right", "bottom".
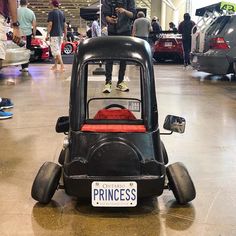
[{"left": 209, "top": 37, "right": 229, "bottom": 50}]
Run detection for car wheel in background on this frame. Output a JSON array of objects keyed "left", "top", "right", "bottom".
[{"left": 63, "top": 43, "right": 73, "bottom": 55}]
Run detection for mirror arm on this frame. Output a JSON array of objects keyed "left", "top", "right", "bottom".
[{"left": 160, "top": 131, "right": 173, "bottom": 135}]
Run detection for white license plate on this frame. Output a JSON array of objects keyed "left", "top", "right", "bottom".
[
  {"left": 92, "top": 181, "right": 137, "bottom": 207},
  {"left": 164, "top": 42, "right": 172, "bottom": 47}
]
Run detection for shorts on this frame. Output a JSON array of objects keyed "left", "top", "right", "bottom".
[
  {"left": 50, "top": 36, "right": 63, "bottom": 57},
  {"left": 0, "top": 14, "right": 7, "bottom": 60}
]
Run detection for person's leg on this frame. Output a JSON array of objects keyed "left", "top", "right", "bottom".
[
  {"left": 103, "top": 61, "right": 113, "bottom": 93},
  {"left": 118, "top": 60, "right": 126, "bottom": 84},
  {"left": 116, "top": 60, "right": 129, "bottom": 92},
  {"left": 21, "top": 35, "right": 32, "bottom": 71},
  {"left": 105, "top": 61, "right": 113, "bottom": 83}
]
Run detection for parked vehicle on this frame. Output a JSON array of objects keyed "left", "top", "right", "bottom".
[
  {"left": 1, "top": 40, "right": 30, "bottom": 68},
  {"left": 153, "top": 31, "right": 183, "bottom": 63},
  {"left": 191, "top": 2, "right": 236, "bottom": 77},
  {"left": 30, "top": 37, "right": 50, "bottom": 61},
  {"left": 31, "top": 37, "right": 196, "bottom": 207}
]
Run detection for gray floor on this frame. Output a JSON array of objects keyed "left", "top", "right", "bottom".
[{"left": 0, "top": 63, "right": 236, "bottom": 235}]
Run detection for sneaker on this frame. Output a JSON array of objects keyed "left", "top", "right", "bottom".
[
  {"left": 0, "top": 98, "right": 14, "bottom": 109},
  {"left": 20, "top": 68, "right": 29, "bottom": 72},
  {"left": 116, "top": 81, "right": 129, "bottom": 92},
  {"left": 0, "top": 109, "right": 13, "bottom": 120},
  {"left": 102, "top": 82, "right": 112, "bottom": 93}
]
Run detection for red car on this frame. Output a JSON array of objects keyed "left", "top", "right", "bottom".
[
  {"left": 153, "top": 31, "right": 183, "bottom": 63},
  {"left": 30, "top": 38, "right": 50, "bottom": 61}
]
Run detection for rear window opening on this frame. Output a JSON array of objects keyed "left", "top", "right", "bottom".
[
  {"left": 206, "top": 16, "right": 231, "bottom": 36},
  {"left": 80, "top": 60, "right": 146, "bottom": 133}
]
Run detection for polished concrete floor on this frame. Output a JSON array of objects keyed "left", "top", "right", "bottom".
[{"left": 0, "top": 62, "right": 236, "bottom": 236}]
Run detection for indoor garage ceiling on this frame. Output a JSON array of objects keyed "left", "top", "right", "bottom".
[{"left": 27, "top": 0, "right": 151, "bottom": 28}]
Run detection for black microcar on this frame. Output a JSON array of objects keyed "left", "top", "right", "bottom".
[{"left": 31, "top": 36, "right": 196, "bottom": 207}]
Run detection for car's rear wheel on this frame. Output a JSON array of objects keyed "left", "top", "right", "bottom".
[
  {"left": 166, "top": 162, "right": 196, "bottom": 204},
  {"left": 160, "top": 141, "right": 168, "bottom": 165},
  {"left": 232, "top": 61, "right": 236, "bottom": 80},
  {"left": 58, "top": 149, "right": 65, "bottom": 165},
  {"left": 63, "top": 44, "right": 73, "bottom": 55},
  {"left": 31, "top": 162, "right": 61, "bottom": 204}
]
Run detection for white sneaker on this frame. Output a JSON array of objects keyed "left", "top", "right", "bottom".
[
  {"left": 20, "top": 68, "right": 29, "bottom": 72},
  {"left": 116, "top": 81, "right": 129, "bottom": 92},
  {"left": 102, "top": 82, "right": 112, "bottom": 93}
]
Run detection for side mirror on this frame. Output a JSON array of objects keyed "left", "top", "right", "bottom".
[
  {"left": 55, "top": 116, "right": 69, "bottom": 133},
  {"left": 163, "top": 115, "right": 186, "bottom": 133}
]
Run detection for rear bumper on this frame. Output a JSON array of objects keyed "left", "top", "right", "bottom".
[
  {"left": 191, "top": 50, "right": 230, "bottom": 75},
  {"left": 64, "top": 174, "right": 165, "bottom": 198}
]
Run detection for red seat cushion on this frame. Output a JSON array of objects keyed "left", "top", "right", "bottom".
[
  {"left": 81, "top": 124, "right": 146, "bottom": 133},
  {"left": 94, "top": 109, "right": 136, "bottom": 120}
]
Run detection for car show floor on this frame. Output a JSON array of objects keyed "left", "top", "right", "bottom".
[{"left": 0, "top": 63, "right": 236, "bottom": 235}]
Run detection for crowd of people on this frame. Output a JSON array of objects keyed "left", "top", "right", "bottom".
[{"left": 0, "top": 0, "right": 196, "bottom": 119}]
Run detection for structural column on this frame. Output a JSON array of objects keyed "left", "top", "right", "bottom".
[{"left": 151, "top": 0, "right": 162, "bottom": 19}]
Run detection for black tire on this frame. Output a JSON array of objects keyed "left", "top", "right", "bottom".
[
  {"left": 166, "top": 162, "right": 196, "bottom": 204},
  {"left": 160, "top": 141, "right": 168, "bottom": 165},
  {"left": 63, "top": 44, "right": 73, "bottom": 55},
  {"left": 58, "top": 149, "right": 65, "bottom": 165},
  {"left": 31, "top": 162, "right": 61, "bottom": 204}
]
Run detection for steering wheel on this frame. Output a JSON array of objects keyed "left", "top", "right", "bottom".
[{"left": 104, "top": 104, "right": 126, "bottom": 109}]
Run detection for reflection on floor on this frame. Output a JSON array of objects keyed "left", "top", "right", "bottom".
[{"left": 1, "top": 63, "right": 236, "bottom": 235}]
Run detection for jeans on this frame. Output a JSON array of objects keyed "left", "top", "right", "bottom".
[{"left": 105, "top": 31, "right": 131, "bottom": 84}]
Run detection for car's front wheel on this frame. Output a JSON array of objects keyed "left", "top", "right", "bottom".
[
  {"left": 166, "top": 162, "right": 196, "bottom": 204},
  {"left": 31, "top": 162, "right": 61, "bottom": 204}
]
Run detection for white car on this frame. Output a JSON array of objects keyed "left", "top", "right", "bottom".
[{"left": 1, "top": 41, "right": 30, "bottom": 68}]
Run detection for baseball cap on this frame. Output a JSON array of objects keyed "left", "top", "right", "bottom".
[{"left": 51, "top": 0, "right": 60, "bottom": 7}]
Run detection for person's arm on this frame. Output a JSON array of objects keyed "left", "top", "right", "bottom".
[
  {"left": 63, "top": 22, "right": 67, "bottom": 41},
  {"left": 32, "top": 19, "right": 36, "bottom": 38},
  {"left": 132, "top": 20, "right": 136, "bottom": 36},
  {"left": 116, "top": 0, "right": 136, "bottom": 19},
  {"left": 46, "top": 21, "right": 52, "bottom": 41},
  {"left": 8, "top": 0, "right": 21, "bottom": 43}
]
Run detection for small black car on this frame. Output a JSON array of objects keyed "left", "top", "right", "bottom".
[{"left": 31, "top": 37, "right": 196, "bottom": 207}]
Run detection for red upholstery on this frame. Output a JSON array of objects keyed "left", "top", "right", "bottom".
[
  {"left": 81, "top": 124, "right": 146, "bottom": 133},
  {"left": 94, "top": 109, "right": 136, "bottom": 120}
]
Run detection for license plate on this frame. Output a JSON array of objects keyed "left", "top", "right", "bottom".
[
  {"left": 92, "top": 181, "right": 137, "bottom": 207},
  {"left": 164, "top": 42, "right": 172, "bottom": 47}
]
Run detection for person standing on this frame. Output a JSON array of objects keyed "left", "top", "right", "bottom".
[
  {"left": 91, "top": 13, "right": 101, "bottom": 38},
  {"left": 132, "top": 11, "right": 152, "bottom": 42},
  {"left": 0, "top": 0, "right": 21, "bottom": 119},
  {"left": 169, "top": 22, "right": 177, "bottom": 33},
  {"left": 46, "top": 0, "right": 67, "bottom": 72},
  {"left": 102, "top": 0, "right": 136, "bottom": 93},
  {"left": 178, "top": 13, "right": 196, "bottom": 68},
  {"left": 151, "top": 16, "right": 162, "bottom": 43},
  {"left": 17, "top": 0, "right": 36, "bottom": 72}
]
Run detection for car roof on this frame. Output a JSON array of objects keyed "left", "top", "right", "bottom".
[{"left": 76, "top": 36, "right": 153, "bottom": 65}]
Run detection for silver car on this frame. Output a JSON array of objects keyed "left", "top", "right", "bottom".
[
  {"left": 1, "top": 40, "right": 30, "bottom": 68},
  {"left": 191, "top": 3, "right": 236, "bottom": 77}
]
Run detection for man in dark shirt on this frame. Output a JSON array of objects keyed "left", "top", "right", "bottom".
[
  {"left": 46, "top": 0, "right": 67, "bottom": 71},
  {"left": 178, "top": 13, "right": 196, "bottom": 67},
  {"left": 102, "top": 0, "right": 136, "bottom": 93}
]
